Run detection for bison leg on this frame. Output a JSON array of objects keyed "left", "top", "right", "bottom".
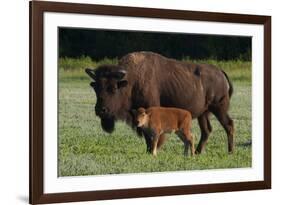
[
  {"left": 212, "top": 108, "right": 234, "bottom": 153},
  {"left": 196, "top": 112, "right": 212, "bottom": 154}
]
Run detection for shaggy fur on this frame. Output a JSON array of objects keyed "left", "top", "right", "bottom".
[{"left": 86, "top": 51, "right": 234, "bottom": 154}]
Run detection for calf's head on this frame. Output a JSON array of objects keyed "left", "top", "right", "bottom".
[
  {"left": 135, "top": 107, "right": 150, "bottom": 128},
  {"left": 85, "top": 65, "right": 129, "bottom": 133}
]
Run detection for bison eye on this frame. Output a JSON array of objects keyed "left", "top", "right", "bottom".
[
  {"left": 106, "top": 86, "right": 117, "bottom": 94},
  {"left": 117, "top": 80, "right": 128, "bottom": 89}
]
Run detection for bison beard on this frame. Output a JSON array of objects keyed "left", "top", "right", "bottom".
[{"left": 100, "top": 117, "right": 115, "bottom": 133}]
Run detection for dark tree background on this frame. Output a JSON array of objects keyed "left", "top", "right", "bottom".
[{"left": 59, "top": 28, "right": 251, "bottom": 61}]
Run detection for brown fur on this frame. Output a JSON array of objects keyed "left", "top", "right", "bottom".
[
  {"left": 136, "top": 107, "right": 195, "bottom": 156},
  {"left": 86, "top": 51, "right": 234, "bottom": 154}
]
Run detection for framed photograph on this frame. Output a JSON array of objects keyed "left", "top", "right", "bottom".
[{"left": 30, "top": 1, "right": 271, "bottom": 204}]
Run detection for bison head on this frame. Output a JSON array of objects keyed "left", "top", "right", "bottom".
[{"left": 85, "top": 65, "right": 129, "bottom": 133}]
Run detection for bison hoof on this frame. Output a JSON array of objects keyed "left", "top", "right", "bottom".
[{"left": 195, "top": 150, "right": 202, "bottom": 155}]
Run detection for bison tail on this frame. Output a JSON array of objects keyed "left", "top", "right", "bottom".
[{"left": 221, "top": 70, "right": 234, "bottom": 98}]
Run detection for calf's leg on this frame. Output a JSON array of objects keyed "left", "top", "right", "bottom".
[
  {"left": 152, "top": 135, "right": 160, "bottom": 156},
  {"left": 142, "top": 129, "right": 152, "bottom": 153},
  {"left": 142, "top": 128, "right": 161, "bottom": 154},
  {"left": 142, "top": 130, "right": 166, "bottom": 152},
  {"left": 157, "top": 134, "right": 166, "bottom": 149},
  {"left": 185, "top": 132, "right": 195, "bottom": 156},
  {"left": 177, "top": 129, "right": 195, "bottom": 156}
]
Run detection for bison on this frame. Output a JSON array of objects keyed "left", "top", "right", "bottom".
[
  {"left": 134, "top": 107, "right": 195, "bottom": 156},
  {"left": 85, "top": 51, "right": 234, "bottom": 154}
]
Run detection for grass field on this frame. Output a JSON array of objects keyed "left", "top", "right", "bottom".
[{"left": 58, "top": 57, "right": 252, "bottom": 176}]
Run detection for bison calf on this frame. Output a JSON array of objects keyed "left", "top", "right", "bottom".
[{"left": 135, "top": 107, "right": 195, "bottom": 156}]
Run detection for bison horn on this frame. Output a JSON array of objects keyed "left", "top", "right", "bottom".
[
  {"left": 85, "top": 68, "right": 96, "bottom": 80},
  {"left": 110, "top": 70, "right": 127, "bottom": 79}
]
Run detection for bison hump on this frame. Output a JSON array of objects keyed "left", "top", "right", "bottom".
[{"left": 119, "top": 52, "right": 147, "bottom": 67}]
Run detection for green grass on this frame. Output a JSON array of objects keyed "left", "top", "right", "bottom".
[{"left": 58, "top": 57, "right": 251, "bottom": 176}]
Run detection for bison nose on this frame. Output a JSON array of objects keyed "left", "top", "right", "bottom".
[
  {"left": 101, "top": 107, "right": 107, "bottom": 113},
  {"left": 95, "top": 105, "right": 109, "bottom": 117},
  {"left": 100, "top": 107, "right": 108, "bottom": 115}
]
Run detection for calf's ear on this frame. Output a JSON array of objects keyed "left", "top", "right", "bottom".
[
  {"left": 117, "top": 80, "right": 128, "bottom": 89},
  {"left": 143, "top": 109, "right": 150, "bottom": 116},
  {"left": 138, "top": 107, "right": 146, "bottom": 114}
]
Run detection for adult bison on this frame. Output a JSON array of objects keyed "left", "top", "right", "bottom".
[{"left": 85, "top": 51, "right": 234, "bottom": 154}]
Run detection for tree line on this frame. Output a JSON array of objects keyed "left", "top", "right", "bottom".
[{"left": 59, "top": 28, "right": 251, "bottom": 61}]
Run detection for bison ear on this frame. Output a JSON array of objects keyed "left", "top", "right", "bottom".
[
  {"left": 117, "top": 80, "right": 128, "bottom": 89},
  {"left": 85, "top": 68, "right": 96, "bottom": 80},
  {"left": 90, "top": 81, "right": 96, "bottom": 88}
]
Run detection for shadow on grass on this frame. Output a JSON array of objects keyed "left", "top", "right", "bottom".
[{"left": 237, "top": 140, "right": 252, "bottom": 148}]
